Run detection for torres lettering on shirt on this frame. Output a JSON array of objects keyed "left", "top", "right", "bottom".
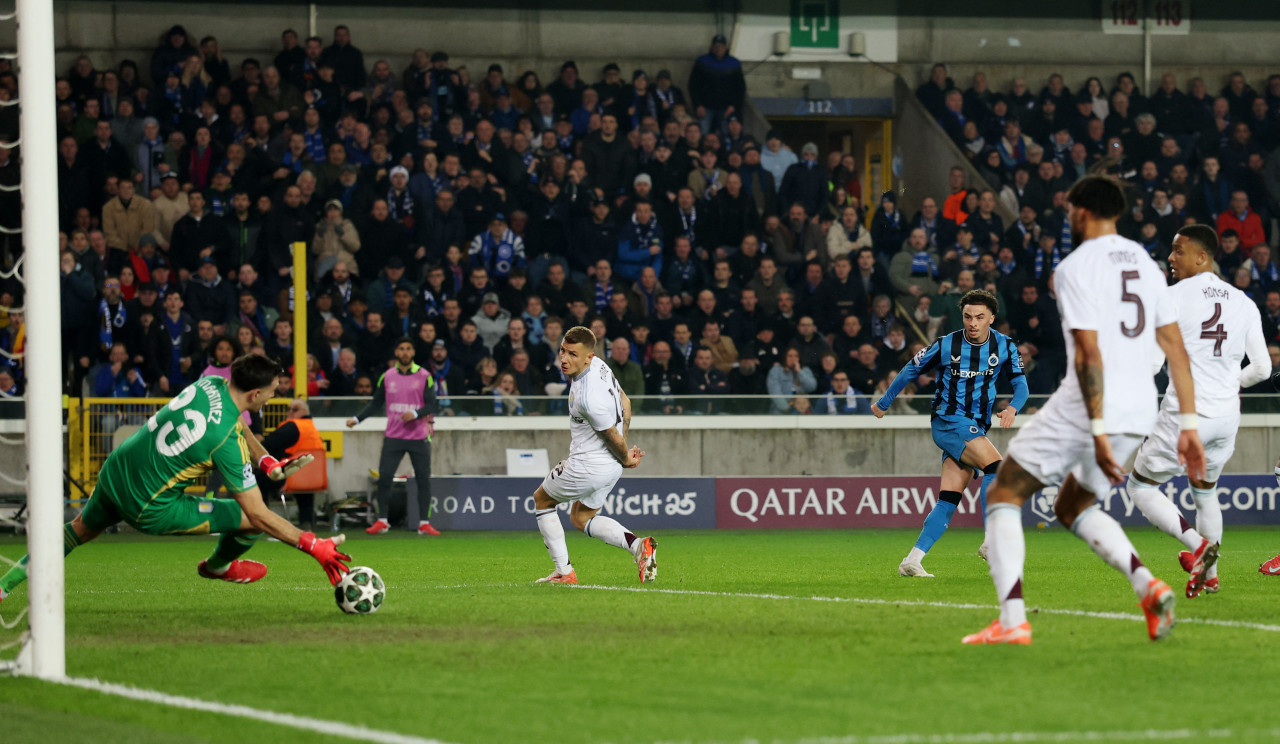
[
  {"left": 876, "top": 327, "right": 1029, "bottom": 430},
  {"left": 1044, "top": 234, "right": 1175, "bottom": 434},
  {"left": 353, "top": 363, "right": 439, "bottom": 440}
]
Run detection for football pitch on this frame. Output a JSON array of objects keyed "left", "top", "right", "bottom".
[{"left": 2, "top": 527, "right": 1279, "bottom": 744}]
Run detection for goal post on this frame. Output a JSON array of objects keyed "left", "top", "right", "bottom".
[{"left": 17, "top": 0, "right": 66, "bottom": 680}]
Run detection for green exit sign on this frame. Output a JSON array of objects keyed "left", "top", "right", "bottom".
[{"left": 791, "top": 0, "right": 839, "bottom": 48}]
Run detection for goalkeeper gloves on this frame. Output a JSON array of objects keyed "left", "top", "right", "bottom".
[
  {"left": 259, "top": 454, "right": 315, "bottom": 481},
  {"left": 296, "top": 532, "right": 351, "bottom": 585}
]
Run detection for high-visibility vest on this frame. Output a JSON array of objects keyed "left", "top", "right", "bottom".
[{"left": 285, "top": 417, "right": 323, "bottom": 456}]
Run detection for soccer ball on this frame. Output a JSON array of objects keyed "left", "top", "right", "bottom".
[{"left": 335, "top": 566, "right": 385, "bottom": 615}]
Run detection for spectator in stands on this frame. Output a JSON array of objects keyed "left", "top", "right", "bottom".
[
  {"left": 915, "top": 63, "right": 954, "bottom": 120},
  {"left": 1245, "top": 245, "right": 1280, "bottom": 297},
  {"left": 170, "top": 191, "right": 229, "bottom": 280},
  {"left": 870, "top": 191, "right": 906, "bottom": 260},
  {"left": 605, "top": 336, "right": 643, "bottom": 397},
  {"left": 102, "top": 179, "right": 155, "bottom": 254},
  {"left": 828, "top": 205, "right": 872, "bottom": 262},
  {"left": 1217, "top": 229, "right": 1245, "bottom": 278},
  {"left": 814, "top": 369, "right": 870, "bottom": 415},
  {"left": 699, "top": 319, "right": 737, "bottom": 374},
  {"left": 615, "top": 199, "right": 663, "bottom": 282},
  {"left": 687, "top": 34, "right": 744, "bottom": 135},
  {"left": 779, "top": 143, "right": 828, "bottom": 219},
  {"left": 767, "top": 346, "right": 816, "bottom": 414},
  {"left": 1217, "top": 190, "right": 1266, "bottom": 254}
]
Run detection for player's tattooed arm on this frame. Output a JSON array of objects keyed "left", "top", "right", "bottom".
[
  {"left": 620, "top": 390, "right": 633, "bottom": 437},
  {"left": 598, "top": 425, "right": 643, "bottom": 468},
  {"left": 1070, "top": 329, "right": 1106, "bottom": 421}
]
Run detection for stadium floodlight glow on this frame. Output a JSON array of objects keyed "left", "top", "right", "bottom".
[{"left": 16, "top": 0, "right": 66, "bottom": 680}]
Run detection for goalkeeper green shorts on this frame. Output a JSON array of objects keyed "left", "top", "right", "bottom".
[{"left": 80, "top": 488, "right": 244, "bottom": 536}]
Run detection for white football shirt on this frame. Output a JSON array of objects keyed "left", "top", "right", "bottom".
[
  {"left": 567, "top": 355, "right": 625, "bottom": 462},
  {"left": 1043, "top": 233, "right": 1177, "bottom": 434},
  {"left": 1158, "top": 271, "right": 1267, "bottom": 418}
]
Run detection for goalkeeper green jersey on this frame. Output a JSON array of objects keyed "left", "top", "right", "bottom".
[{"left": 95, "top": 376, "right": 255, "bottom": 524}]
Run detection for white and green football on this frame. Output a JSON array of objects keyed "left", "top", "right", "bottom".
[{"left": 335, "top": 566, "right": 385, "bottom": 615}]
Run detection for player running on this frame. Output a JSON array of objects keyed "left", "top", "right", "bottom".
[
  {"left": 872, "top": 289, "right": 1028, "bottom": 577},
  {"left": 0, "top": 355, "right": 351, "bottom": 605},
  {"left": 1125, "top": 225, "right": 1270, "bottom": 597},
  {"left": 531, "top": 325, "right": 657, "bottom": 584},
  {"left": 963, "top": 176, "right": 1205, "bottom": 646},
  {"left": 347, "top": 338, "right": 441, "bottom": 536}
]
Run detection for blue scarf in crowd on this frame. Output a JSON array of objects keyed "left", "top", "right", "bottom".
[
  {"left": 1034, "top": 245, "right": 1061, "bottom": 278},
  {"left": 99, "top": 299, "right": 125, "bottom": 349},
  {"left": 910, "top": 250, "right": 937, "bottom": 277}
]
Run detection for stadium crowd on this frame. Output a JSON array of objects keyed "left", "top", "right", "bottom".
[{"left": 4, "top": 25, "right": 1280, "bottom": 414}]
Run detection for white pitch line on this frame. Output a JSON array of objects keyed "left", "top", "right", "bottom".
[
  {"left": 651, "top": 727, "right": 1280, "bottom": 744},
  {"left": 57, "top": 676, "right": 455, "bottom": 744},
  {"left": 568, "top": 584, "right": 1280, "bottom": 633}
]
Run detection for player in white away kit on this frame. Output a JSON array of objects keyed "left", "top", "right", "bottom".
[
  {"left": 964, "top": 176, "right": 1206, "bottom": 646},
  {"left": 1126, "top": 225, "right": 1270, "bottom": 598},
  {"left": 531, "top": 325, "right": 658, "bottom": 584}
]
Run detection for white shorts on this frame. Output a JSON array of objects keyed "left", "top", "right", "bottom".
[
  {"left": 1133, "top": 409, "right": 1239, "bottom": 484},
  {"left": 540, "top": 457, "right": 623, "bottom": 510},
  {"left": 1007, "top": 407, "right": 1143, "bottom": 497}
]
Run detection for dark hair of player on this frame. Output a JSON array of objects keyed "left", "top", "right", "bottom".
[
  {"left": 396, "top": 336, "right": 415, "bottom": 348},
  {"left": 231, "top": 354, "right": 282, "bottom": 392},
  {"left": 959, "top": 289, "right": 999, "bottom": 315},
  {"left": 1176, "top": 224, "right": 1219, "bottom": 255},
  {"left": 563, "top": 325, "right": 596, "bottom": 348},
  {"left": 1066, "top": 175, "right": 1127, "bottom": 220}
]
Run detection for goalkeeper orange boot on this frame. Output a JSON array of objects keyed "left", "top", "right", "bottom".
[
  {"left": 365, "top": 519, "right": 390, "bottom": 535},
  {"left": 198, "top": 559, "right": 268, "bottom": 584},
  {"left": 1260, "top": 553, "right": 1280, "bottom": 576},
  {"left": 417, "top": 521, "right": 441, "bottom": 536}
]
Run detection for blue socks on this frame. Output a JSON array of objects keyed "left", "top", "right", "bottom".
[
  {"left": 913, "top": 491, "right": 963, "bottom": 553},
  {"left": 979, "top": 472, "right": 996, "bottom": 521}
]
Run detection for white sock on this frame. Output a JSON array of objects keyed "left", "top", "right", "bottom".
[
  {"left": 206, "top": 563, "right": 230, "bottom": 576},
  {"left": 535, "top": 508, "right": 571, "bottom": 574},
  {"left": 985, "top": 503, "right": 1026, "bottom": 628},
  {"left": 1127, "top": 478, "right": 1201, "bottom": 551},
  {"left": 905, "top": 547, "right": 926, "bottom": 564},
  {"left": 583, "top": 515, "right": 637, "bottom": 552},
  {"left": 1192, "top": 486, "right": 1222, "bottom": 579},
  {"left": 1070, "top": 506, "right": 1154, "bottom": 597},
  {"left": 418, "top": 520, "right": 432, "bottom": 527}
]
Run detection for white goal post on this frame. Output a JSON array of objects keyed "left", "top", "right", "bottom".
[{"left": 15, "top": 0, "right": 66, "bottom": 680}]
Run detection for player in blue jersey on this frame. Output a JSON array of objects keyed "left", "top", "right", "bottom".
[{"left": 872, "top": 289, "right": 1029, "bottom": 577}]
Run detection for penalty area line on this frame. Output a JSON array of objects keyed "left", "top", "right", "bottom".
[
  {"left": 568, "top": 584, "right": 1280, "bottom": 633},
  {"left": 56, "top": 676, "right": 454, "bottom": 744}
]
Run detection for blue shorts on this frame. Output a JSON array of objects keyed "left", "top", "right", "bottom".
[{"left": 931, "top": 415, "right": 987, "bottom": 472}]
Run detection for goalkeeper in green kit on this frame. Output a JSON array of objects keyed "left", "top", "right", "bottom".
[{"left": 0, "top": 355, "right": 351, "bottom": 604}]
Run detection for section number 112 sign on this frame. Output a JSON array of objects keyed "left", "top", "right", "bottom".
[{"left": 1103, "top": 0, "right": 1190, "bottom": 35}]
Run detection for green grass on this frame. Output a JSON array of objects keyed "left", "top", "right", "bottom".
[{"left": 2, "top": 527, "right": 1280, "bottom": 744}]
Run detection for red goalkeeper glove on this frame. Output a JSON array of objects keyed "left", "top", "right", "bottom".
[
  {"left": 259, "top": 454, "right": 315, "bottom": 482},
  {"left": 296, "top": 532, "right": 351, "bottom": 585}
]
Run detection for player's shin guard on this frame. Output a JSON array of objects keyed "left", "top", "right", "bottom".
[
  {"left": 986, "top": 503, "right": 1026, "bottom": 627},
  {"left": 979, "top": 462, "right": 1000, "bottom": 519},
  {"left": 913, "top": 491, "right": 961, "bottom": 553},
  {"left": 205, "top": 532, "right": 262, "bottom": 573},
  {"left": 1070, "top": 505, "right": 1154, "bottom": 597},
  {"left": 583, "top": 515, "right": 637, "bottom": 551},
  {"left": 536, "top": 508, "right": 572, "bottom": 574},
  {"left": 1127, "top": 477, "right": 1202, "bottom": 550},
  {"left": 1191, "top": 486, "right": 1222, "bottom": 578}
]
